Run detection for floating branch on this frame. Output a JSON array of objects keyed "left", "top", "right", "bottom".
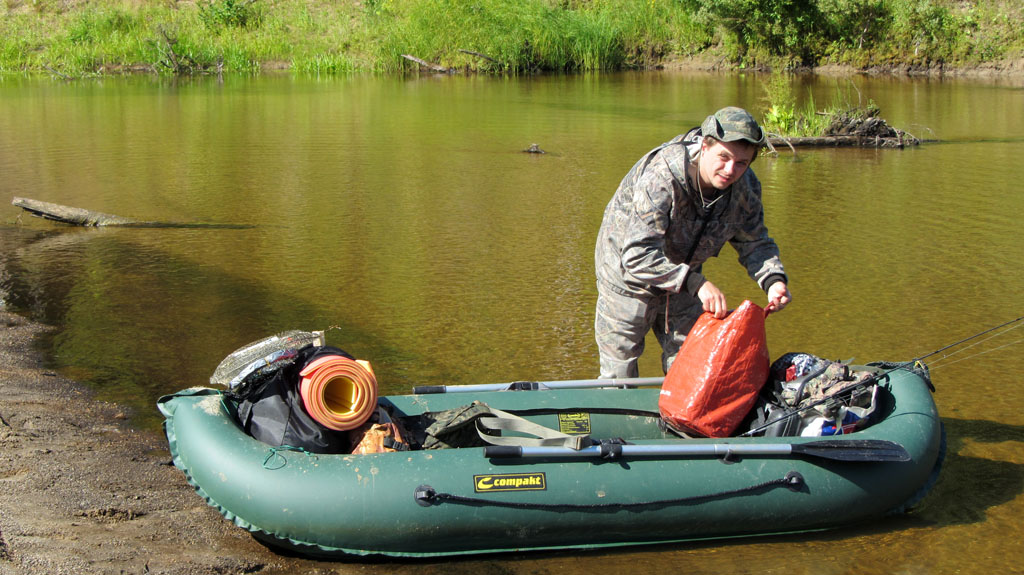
[
  {"left": 458, "top": 49, "right": 500, "bottom": 65},
  {"left": 767, "top": 134, "right": 917, "bottom": 149},
  {"left": 401, "top": 54, "right": 452, "bottom": 73},
  {"left": 11, "top": 197, "right": 253, "bottom": 229},
  {"left": 42, "top": 64, "right": 74, "bottom": 81},
  {"left": 13, "top": 197, "right": 148, "bottom": 226}
]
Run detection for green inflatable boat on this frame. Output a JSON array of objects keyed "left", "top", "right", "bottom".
[{"left": 158, "top": 364, "right": 943, "bottom": 559}]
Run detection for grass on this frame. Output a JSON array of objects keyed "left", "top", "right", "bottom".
[
  {"left": 0, "top": 0, "right": 1021, "bottom": 77},
  {"left": 759, "top": 72, "right": 831, "bottom": 138},
  {"left": 758, "top": 71, "right": 906, "bottom": 139}
]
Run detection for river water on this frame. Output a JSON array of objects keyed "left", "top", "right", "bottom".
[{"left": 1, "top": 71, "right": 1022, "bottom": 574}]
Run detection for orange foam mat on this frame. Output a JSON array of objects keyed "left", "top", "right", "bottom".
[{"left": 298, "top": 355, "right": 378, "bottom": 431}]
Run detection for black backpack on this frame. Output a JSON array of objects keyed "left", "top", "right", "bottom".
[{"left": 228, "top": 344, "right": 354, "bottom": 454}]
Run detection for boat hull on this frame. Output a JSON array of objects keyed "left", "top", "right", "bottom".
[{"left": 158, "top": 367, "right": 942, "bottom": 558}]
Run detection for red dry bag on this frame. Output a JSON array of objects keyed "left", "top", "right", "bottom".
[{"left": 658, "top": 300, "right": 770, "bottom": 438}]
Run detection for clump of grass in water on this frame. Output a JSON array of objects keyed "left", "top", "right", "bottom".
[{"left": 760, "top": 73, "right": 881, "bottom": 138}]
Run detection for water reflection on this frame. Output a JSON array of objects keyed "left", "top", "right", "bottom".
[
  {"left": 933, "top": 418, "right": 1024, "bottom": 526},
  {"left": 2, "top": 72, "right": 1023, "bottom": 573}
]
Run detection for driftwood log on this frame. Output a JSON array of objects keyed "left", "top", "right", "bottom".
[
  {"left": 767, "top": 134, "right": 918, "bottom": 149},
  {"left": 11, "top": 197, "right": 252, "bottom": 229},
  {"left": 13, "top": 197, "right": 149, "bottom": 226}
]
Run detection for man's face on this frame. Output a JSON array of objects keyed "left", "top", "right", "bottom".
[{"left": 700, "top": 139, "right": 757, "bottom": 190}]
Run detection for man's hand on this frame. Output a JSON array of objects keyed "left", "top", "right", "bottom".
[
  {"left": 697, "top": 281, "right": 728, "bottom": 319},
  {"left": 765, "top": 282, "right": 791, "bottom": 314}
]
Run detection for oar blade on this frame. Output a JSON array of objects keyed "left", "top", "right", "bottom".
[{"left": 792, "top": 439, "right": 911, "bottom": 462}]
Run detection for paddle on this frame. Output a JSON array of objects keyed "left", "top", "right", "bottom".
[
  {"left": 483, "top": 438, "right": 911, "bottom": 462},
  {"left": 412, "top": 377, "right": 664, "bottom": 395}
]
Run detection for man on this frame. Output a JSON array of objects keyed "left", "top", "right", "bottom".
[{"left": 594, "top": 106, "right": 791, "bottom": 379}]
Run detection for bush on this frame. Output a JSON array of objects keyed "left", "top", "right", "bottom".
[
  {"left": 682, "top": 0, "right": 828, "bottom": 66},
  {"left": 819, "top": 0, "right": 890, "bottom": 52},
  {"left": 889, "top": 0, "right": 961, "bottom": 61},
  {"left": 198, "top": 0, "right": 262, "bottom": 31}
]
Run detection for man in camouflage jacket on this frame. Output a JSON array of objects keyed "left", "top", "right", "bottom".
[{"left": 594, "top": 107, "right": 791, "bottom": 378}]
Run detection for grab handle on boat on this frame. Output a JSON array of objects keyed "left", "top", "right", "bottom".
[
  {"left": 484, "top": 446, "right": 523, "bottom": 458},
  {"left": 412, "top": 385, "right": 447, "bottom": 394}
]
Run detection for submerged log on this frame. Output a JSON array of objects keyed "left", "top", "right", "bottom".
[
  {"left": 12, "top": 197, "right": 149, "bottom": 226},
  {"left": 11, "top": 197, "right": 254, "bottom": 229},
  {"left": 767, "top": 134, "right": 918, "bottom": 149}
]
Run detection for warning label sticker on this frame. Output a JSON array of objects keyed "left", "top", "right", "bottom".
[{"left": 557, "top": 412, "right": 591, "bottom": 435}]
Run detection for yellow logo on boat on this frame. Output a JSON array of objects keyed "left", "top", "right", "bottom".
[{"left": 474, "top": 473, "right": 547, "bottom": 493}]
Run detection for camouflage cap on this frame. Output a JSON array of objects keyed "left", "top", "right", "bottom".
[{"left": 700, "top": 106, "right": 766, "bottom": 147}]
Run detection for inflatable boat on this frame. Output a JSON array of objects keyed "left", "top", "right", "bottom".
[{"left": 158, "top": 364, "right": 943, "bottom": 559}]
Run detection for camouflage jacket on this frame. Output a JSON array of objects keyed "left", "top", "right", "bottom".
[{"left": 595, "top": 130, "right": 787, "bottom": 299}]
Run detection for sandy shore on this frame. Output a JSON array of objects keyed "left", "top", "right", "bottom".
[{"left": 0, "top": 309, "right": 331, "bottom": 574}]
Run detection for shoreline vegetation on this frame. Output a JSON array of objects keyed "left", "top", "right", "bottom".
[
  {"left": 6, "top": 1, "right": 1020, "bottom": 141},
  {"left": 5, "top": 0, "right": 1020, "bottom": 140},
  {"left": 2, "top": 0, "right": 1022, "bottom": 80}
]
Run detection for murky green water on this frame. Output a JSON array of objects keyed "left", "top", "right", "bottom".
[{"left": 1, "top": 71, "right": 1022, "bottom": 574}]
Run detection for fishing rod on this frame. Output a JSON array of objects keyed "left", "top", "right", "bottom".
[
  {"left": 741, "top": 315, "right": 1023, "bottom": 437},
  {"left": 897, "top": 315, "right": 1023, "bottom": 368}
]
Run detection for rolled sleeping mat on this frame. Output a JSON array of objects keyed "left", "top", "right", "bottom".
[{"left": 298, "top": 355, "right": 378, "bottom": 431}]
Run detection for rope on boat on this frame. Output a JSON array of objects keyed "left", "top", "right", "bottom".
[
  {"left": 413, "top": 471, "right": 804, "bottom": 512},
  {"left": 262, "top": 445, "right": 318, "bottom": 470}
]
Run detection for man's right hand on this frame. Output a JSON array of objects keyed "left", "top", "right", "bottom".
[{"left": 697, "top": 281, "right": 728, "bottom": 319}]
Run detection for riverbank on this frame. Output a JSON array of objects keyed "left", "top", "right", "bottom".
[
  {"left": 0, "top": 309, "right": 330, "bottom": 574},
  {"left": 2, "top": 0, "right": 1021, "bottom": 78},
  {"left": 663, "top": 52, "right": 1024, "bottom": 81}
]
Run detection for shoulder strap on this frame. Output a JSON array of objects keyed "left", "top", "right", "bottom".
[
  {"left": 636, "top": 134, "right": 692, "bottom": 178},
  {"left": 475, "top": 407, "right": 592, "bottom": 450}
]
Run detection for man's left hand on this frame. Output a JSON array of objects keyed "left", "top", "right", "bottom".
[{"left": 765, "top": 282, "right": 791, "bottom": 314}]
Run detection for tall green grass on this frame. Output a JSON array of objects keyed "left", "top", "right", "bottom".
[
  {"left": 0, "top": 0, "right": 1020, "bottom": 76},
  {"left": 366, "top": 0, "right": 679, "bottom": 73}
]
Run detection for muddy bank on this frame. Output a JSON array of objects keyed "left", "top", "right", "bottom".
[
  {"left": 661, "top": 54, "right": 1024, "bottom": 84},
  {"left": 0, "top": 309, "right": 343, "bottom": 574}
]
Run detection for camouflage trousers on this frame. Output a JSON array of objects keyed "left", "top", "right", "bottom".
[{"left": 595, "top": 283, "right": 704, "bottom": 379}]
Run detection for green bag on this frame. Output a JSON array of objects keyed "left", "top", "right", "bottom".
[{"left": 399, "top": 401, "right": 590, "bottom": 450}]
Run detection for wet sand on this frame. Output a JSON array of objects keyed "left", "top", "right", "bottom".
[{"left": 0, "top": 309, "right": 328, "bottom": 574}]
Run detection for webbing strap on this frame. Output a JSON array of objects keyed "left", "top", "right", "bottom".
[
  {"left": 504, "top": 407, "right": 660, "bottom": 419},
  {"left": 414, "top": 471, "right": 804, "bottom": 511},
  {"left": 475, "top": 407, "right": 591, "bottom": 450}
]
